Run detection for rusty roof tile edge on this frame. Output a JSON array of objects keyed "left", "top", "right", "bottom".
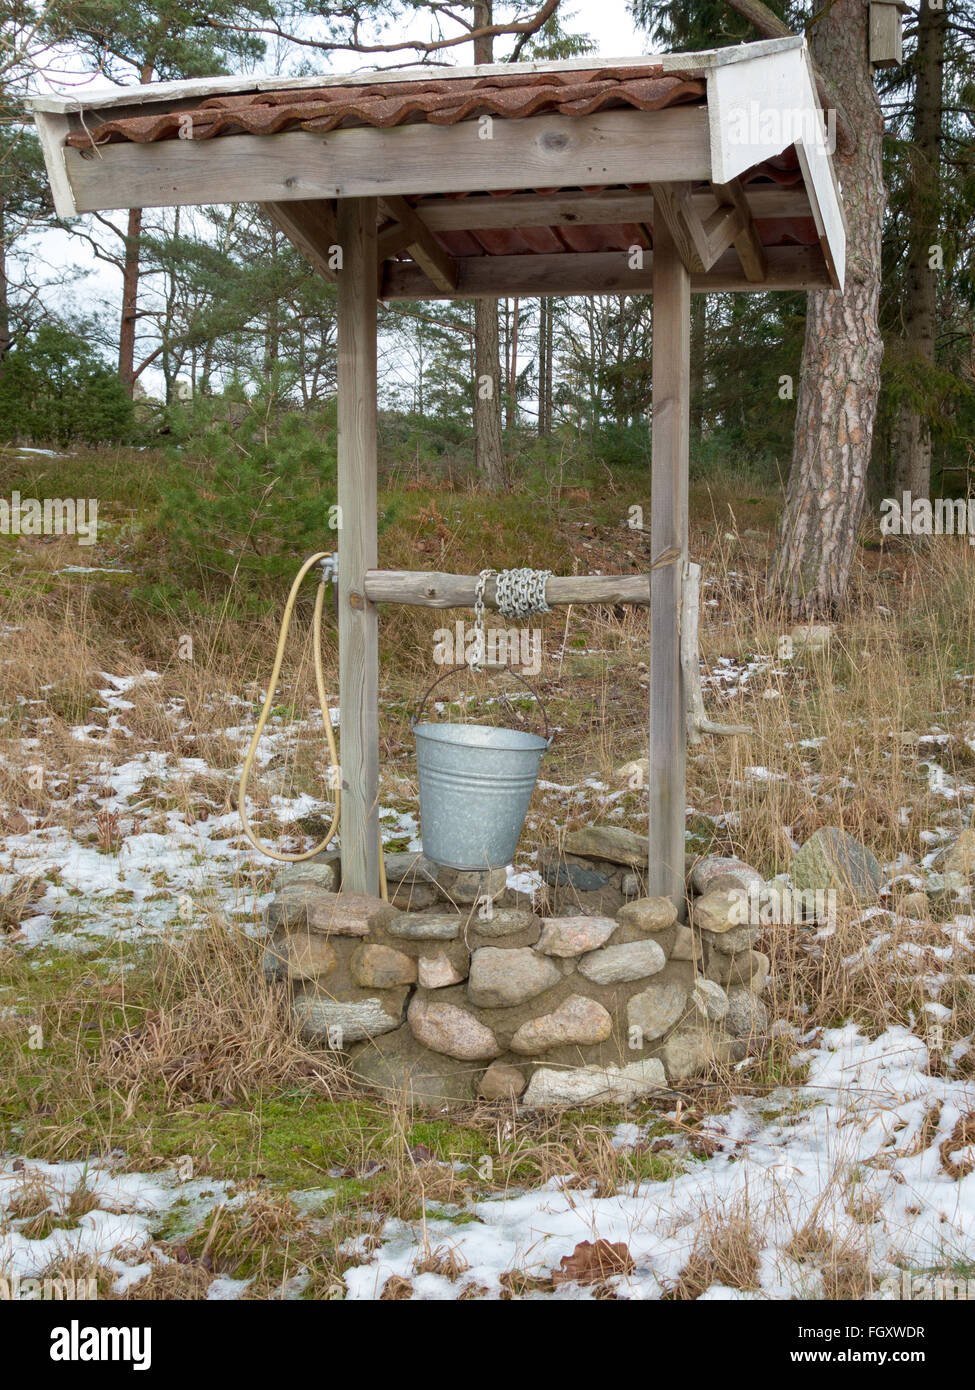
[{"left": 64, "top": 71, "right": 708, "bottom": 149}]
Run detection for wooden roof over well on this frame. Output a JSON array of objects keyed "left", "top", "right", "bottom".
[{"left": 30, "top": 36, "right": 846, "bottom": 299}]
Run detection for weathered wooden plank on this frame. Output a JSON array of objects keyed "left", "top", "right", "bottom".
[
  {"left": 63, "top": 106, "right": 711, "bottom": 213},
  {"left": 648, "top": 220, "right": 690, "bottom": 906},
  {"left": 32, "top": 110, "right": 76, "bottom": 220},
  {"left": 413, "top": 186, "right": 810, "bottom": 232},
  {"left": 416, "top": 188, "right": 652, "bottom": 231},
  {"left": 651, "top": 182, "right": 750, "bottom": 277},
  {"left": 262, "top": 198, "right": 339, "bottom": 280},
  {"left": 379, "top": 245, "right": 830, "bottom": 299},
  {"left": 337, "top": 198, "right": 381, "bottom": 896},
  {"left": 794, "top": 136, "right": 846, "bottom": 290},
  {"left": 363, "top": 570, "right": 651, "bottom": 608}
]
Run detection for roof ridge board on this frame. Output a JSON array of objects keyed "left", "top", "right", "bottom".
[{"left": 26, "top": 44, "right": 805, "bottom": 117}]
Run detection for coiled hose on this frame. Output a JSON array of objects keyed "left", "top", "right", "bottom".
[{"left": 237, "top": 551, "right": 387, "bottom": 898}]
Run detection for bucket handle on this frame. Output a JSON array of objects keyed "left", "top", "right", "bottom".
[{"left": 411, "top": 664, "right": 551, "bottom": 745}]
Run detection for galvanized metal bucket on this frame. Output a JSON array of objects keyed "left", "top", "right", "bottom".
[{"left": 411, "top": 667, "right": 549, "bottom": 870}]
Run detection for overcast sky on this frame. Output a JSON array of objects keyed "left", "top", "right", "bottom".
[{"left": 26, "top": 0, "right": 649, "bottom": 393}]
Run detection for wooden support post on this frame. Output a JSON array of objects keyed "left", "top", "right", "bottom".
[
  {"left": 337, "top": 198, "right": 381, "bottom": 896},
  {"left": 649, "top": 220, "right": 690, "bottom": 906}
]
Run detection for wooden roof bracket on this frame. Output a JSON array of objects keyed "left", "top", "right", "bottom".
[
  {"left": 377, "top": 195, "right": 458, "bottom": 294},
  {"left": 650, "top": 181, "right": 754, "bottom": 276},
  {"left": 261, "top": 198, "right": 340, "bottom": 281},
  {"left": 711, "top": 179, "right": 767, "bottom": 282}
]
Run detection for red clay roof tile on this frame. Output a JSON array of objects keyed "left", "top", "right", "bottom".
[{"left": 64, "top": 67, "right": 706, "bottom": 147}]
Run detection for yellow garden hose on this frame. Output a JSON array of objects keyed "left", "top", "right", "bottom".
[{"left": 237, "top": 551, "right": 387, "bottom": 898}]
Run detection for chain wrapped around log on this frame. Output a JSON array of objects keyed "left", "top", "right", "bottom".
[
  {"left": 362, "top": 550, "right": 681, "bottom": 610},
  {"left": 362, "top": 570, "right": 654, "bottom": 608}
]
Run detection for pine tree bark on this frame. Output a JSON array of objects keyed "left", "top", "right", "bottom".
[
  {"left": 474, "top": 292, "right": 507, "bottom": 487},
  {"left": 537, "top": 296, "right": 548, "bottom": 434},
  {"left": 117, "top": 205, "right": 142, "bottom": 397},
  {"left": 472, "top": 2, "right": 506, "bottom": 490},
  {"left": 690, "top": 293, "right": 705, "bottom": 443},
  {"left": 771, "top": 0, "right": 886, "bottom": 616},
  {"left": 892, "top": 0, "right": 945, "bottom": 497},
  {"left": 507, "top": 296, "right": 520, "bottom": 426},
  {"left": 0, "top": 202, "right": 10, "bottom": 364}
]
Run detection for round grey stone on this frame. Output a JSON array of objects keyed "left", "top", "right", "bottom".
[
  {"left": 616, "top": 897, "right": 678, "bottom": 934},
  {"left": 467, "top": 946, "right": 561, "bottom": 1007},
  {"left": 521, "top": 1058, "right": 666, "bottom": 1108},
  {"left": 388, "top": 911, "right": 462, "bottom": 940},
  {"left": 692, "top": 977, "right": 729, "bottom": 1022},
  {"left": 293, "top": 989, "right": 407, "bottom": 1045},
  {"left": 790, "top": 827, "right": 882, "bottom": 904},
  {"left": 725, "top": 986, "right": 770, "bottom": 1038},
  {"left": 542, "top": 862, "right": 610, "bottom": 891},
  {"left": 470, "top": 907, "right": 535, "bottom": 938},
  {"left": 510, "top": 994, "right": 613, "bottom": 1053},
  {"left": 690, "top": 855, "right": 764, "bottom": 897},
  {"left": 407, "top": 997, "right": 500, "bottom": 1061},
  {"left": 711, "top": 923, "right": 762, "bottom": 954},
  {"left": 536, "top": 916, "right": 616, "bottom": 957},
  {"left": 626, "top": 981, "right": 687, "bottom": 1041},
  {"left": 441, "top": 867, "right": 507, "bottom": 905},
  {"left": 577, "top": 938, "right": 666, "bottom": 984}
]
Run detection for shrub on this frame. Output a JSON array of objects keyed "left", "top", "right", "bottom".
[
  {"left": 153, "top": 376, "right": 342, "bottom": 604},
  {"left": 0, "top": 323, "right": 134, "bottom": 446}
]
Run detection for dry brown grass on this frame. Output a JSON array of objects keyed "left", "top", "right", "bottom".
[
  {"left": 668, "top": 1208, "right": 762, "bottom": 1299},
  {"left": 787, "top": 1220, "right": 877, "bottom": 1300},
  {"left": 101, "top": 923, "right": 346, "bottom": 1108},
  {"left": 115, "top": 1258, "right": 215, "bottom": 1300}
]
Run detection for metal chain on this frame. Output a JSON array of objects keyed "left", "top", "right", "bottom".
[
  {"left": 471, "top": 568, "right": 494, "bottom": 673},
  {"left": 469, "top": 567, "right": 551, "bottom": 673},
  {"left": 495, "top": 567, "right": 552, "bottom": 620}
]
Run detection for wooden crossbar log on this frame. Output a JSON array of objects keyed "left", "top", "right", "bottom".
[{"left": 362, "top": 570, "right": 656, "bottom": 608}]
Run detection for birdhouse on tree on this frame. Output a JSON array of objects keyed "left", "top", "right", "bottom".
[{"left": 869, "top": 0, "right": 910, "bottom": 70}]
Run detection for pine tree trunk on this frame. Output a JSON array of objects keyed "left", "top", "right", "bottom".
[
  {"left": 892, "top": 0, "right": 945, "bottom": 497},
  {"left": 474, "top": 292, "right": 507, "bottom": 488},
  {"left": 118, "top": 205, "right": 143, "bottom": 397},
  {"left": 537, "top": 296, "right": 548, "bottom": 434},
  {"left": 472, "top": 2, "right": 506, "bottom": 490},
  {"left": 508, "top": 296, "right": 519, "bottom": 426},
  {"left": 690, "top": 293, "right": 705, "bottom": 443},
  {"left": 770, "top": 0, "right": 886, "bottom": 616},
  {"left": 0, "top": 202, "right": 10, "bottom": 365}
]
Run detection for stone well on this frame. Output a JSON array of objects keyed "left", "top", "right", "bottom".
[{"left": 261, "top": 829, "right": 772, "bottom": 1107}]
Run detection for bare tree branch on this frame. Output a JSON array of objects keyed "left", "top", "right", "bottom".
[{"left": 197, "top": 0, "right": 561, "bottom": 60}]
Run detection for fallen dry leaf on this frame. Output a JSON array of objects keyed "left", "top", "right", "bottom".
[{"left": 552, "top": 1239, "right": 634, "bottom": 1286}]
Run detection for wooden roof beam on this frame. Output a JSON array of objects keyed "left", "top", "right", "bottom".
[
  {"left": 413, "top": 186, "right": 810, "bottom": 233},
  {"left": 59, "top": 106, "right": 710, "bottom": 214},
  {"left": 697, "top": 202, "right": 747, "bottom": 266},
  {"left": 378, "top": 195, "right": 457, "bottom": 294},
  {"left": 380, "top": 245, "right": 830, "bottom": 299}
]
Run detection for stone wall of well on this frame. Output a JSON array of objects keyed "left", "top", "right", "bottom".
[{"left": 262, "top": 830, "right": 771, "bottom": 1107}]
